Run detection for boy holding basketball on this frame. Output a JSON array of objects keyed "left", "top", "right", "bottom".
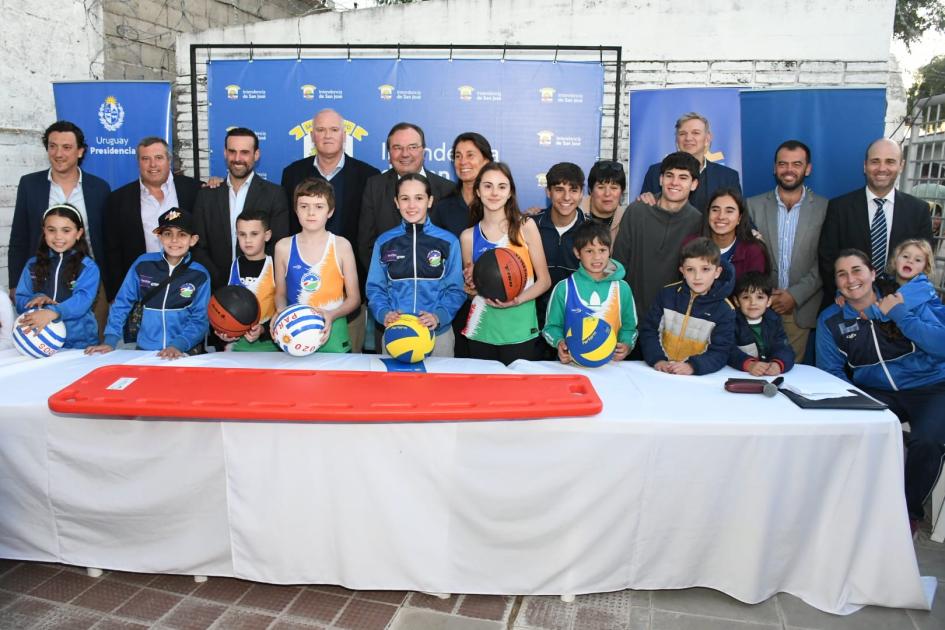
[
  {"left": 543, "top": 222, "right": 636, "bottom": 364},
  {"left": 220, "top": 209, "right": 277, "bottom": 351},
  {"left": 86, "top": 208, "right": 211, "bottom": 359},
  {"left": 639, "top": 237, "right": 735, "bottom": 375}
]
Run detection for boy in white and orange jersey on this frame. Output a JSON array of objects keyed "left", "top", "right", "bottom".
[{"left": 273, "top": 178, "right": 360, "bottom": 352}]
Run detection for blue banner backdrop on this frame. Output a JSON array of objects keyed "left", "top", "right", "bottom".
[
  {"left": 627, "top": 88, "right": 743, "bottom": 198},
  {"left": 739, "top": 88, "right": 886, "bottom": 199},
  {"left": 53, "top": 81, "right": 171, "bottom": 190},
  {"left": 207, "top": 58, "right": 603, "bottom": 209}
]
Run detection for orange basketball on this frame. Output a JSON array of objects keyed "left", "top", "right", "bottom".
[
  {"left": 473, "top": 247, "right": 528, "bottom": 302},
  {"left": 208, "top": 285, "right": 260, "bottom": 337}
]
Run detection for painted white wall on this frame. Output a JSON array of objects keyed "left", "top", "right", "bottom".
[
  {"left": 178, "top": 0, "right": 896, "bottom": 64},
  {"left": 0, "top": 0, "right": 104, "bottom": 286}
]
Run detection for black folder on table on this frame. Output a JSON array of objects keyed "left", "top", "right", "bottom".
[{"left": 779, "top": 388, "right": 888, "bottom": 410}]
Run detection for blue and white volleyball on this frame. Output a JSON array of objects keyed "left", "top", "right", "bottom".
[
  {"left": 383, "top": 314, "right": 434, "bottom": 363},
  {"left": 272, "top": 305, "right": 326, "bottom": 356},
  {"left": 565, "top": 316, "right": 617, "bottom": 368},
  {"left": 13, "top": 312, "right": 67, "bottom": 358}
]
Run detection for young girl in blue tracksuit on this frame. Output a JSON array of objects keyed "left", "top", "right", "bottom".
[
  {"left": 365, "top": 173, "right": 466, "bottom": 357},
  {"left": 15, "top": 204, "right": 100, "bottom": 349}
]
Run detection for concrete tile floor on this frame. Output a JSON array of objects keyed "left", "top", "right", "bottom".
[{"left": 0, "top": 524, "right": 942, "bottom": 630}]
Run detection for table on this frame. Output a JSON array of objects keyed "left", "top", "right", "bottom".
[{"left": 0, "top": 349, "right": 929, "bottom": 614}]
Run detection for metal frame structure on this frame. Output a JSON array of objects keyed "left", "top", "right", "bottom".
[
  {"left": 902, "top": 93, "right": 945, "bottom": 294},
  {"left": 188, "top": 43, "right": 622, "bottom": 181}
]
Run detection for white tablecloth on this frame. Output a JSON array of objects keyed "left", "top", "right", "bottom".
[{"left": 0, "top": 349, "right": 929, "bottom": 614}]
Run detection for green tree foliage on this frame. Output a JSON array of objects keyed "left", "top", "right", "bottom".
[
  {"left": 895, "top": 0, "right": 945, "bottom": 48},
  {"left": 906, "top": 55, "right": 945, "bottom": 117}
]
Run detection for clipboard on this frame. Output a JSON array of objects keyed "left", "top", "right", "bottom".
[{"left": 779, "top": 388, "right": 888, "bottom": 410}]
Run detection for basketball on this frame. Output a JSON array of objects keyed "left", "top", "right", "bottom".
[
  {"left": 565, "top": 316, "right": 617, "bottom": 367},
  {"left": 12, "top": 312, "right": 67, "bottom": 358},
  {"left": 383, "top": 313, "right": 435, "bottom": 363},
  {"left": 473, "top": 247, "right": 528, "bottom": 302},
  {"left": 272, "top": 305, "right": 326, "bottom": 356},
  {"left": 208, "top": 285, "right": 260, "bottom": 337}
]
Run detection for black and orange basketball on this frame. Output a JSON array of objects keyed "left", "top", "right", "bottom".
[
  {"left": 473, "top": 247, "right": 528, "bottom": 302},
  {"left": 208, "top": 285, "right": 260, "bottom": 337}
]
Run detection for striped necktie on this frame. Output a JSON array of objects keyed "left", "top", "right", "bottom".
[{"left": 870, "top": 198, "right": 887, "bottom": 271}]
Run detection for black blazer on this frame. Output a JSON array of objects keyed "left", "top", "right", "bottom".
[
  {"left": 818, "top": 187, "right": 933, "bottom": 303},
  {"left": 281, "top": 155, "right": 380, "bottom": 276},
  {"left": 9, "top": 169, "right": 110, "bottom": 288},
  {"left": 103, "top": 174, "right": 200, "bottom": 300},
  {"left": 192, "top": 174, "right": 289, "bottom": 290},
  {"left": 357, "top": 168, "right": 455, "bottom": 274}
]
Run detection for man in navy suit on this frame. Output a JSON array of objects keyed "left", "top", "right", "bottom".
[
  {"left": 103, "top": 138, "right": 202, "bottom": 300},
  {"left": 638, "top": 112, "right": 741, "bottom": 213},
  {"left": 818, "top": 138, "right": 933, "bottom": 304},
  {"left": 8, "top": 121, "right": 110, "bottom": 295}
]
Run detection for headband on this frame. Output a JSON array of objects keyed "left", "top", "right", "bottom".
[{"left": 43, "top": 204, "right": 84, "bottom": 226}]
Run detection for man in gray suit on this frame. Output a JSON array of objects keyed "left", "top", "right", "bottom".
[
  {"left": 193, "top": 127, "right": 289, "bottom": 290},
  {"left": 747, "top": 140, "right": 827, "bottom": 361}
]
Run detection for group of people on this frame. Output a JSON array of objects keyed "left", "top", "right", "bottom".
[{"left": 3, "top": 109, "right": 944, "bottom": 529}]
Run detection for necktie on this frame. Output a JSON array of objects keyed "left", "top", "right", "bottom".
[{"left": 870, "top": 198, "right": 887, "bottom": 271}]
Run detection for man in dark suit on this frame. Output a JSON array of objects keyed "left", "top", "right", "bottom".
[
  {"left": 281, "top": 108, "right": 380, "bottom": 351},
  {"left": 357, "top": 122, "right": 454, "bottom": 273},
  {"left": 103, "top": 137, "right": 201, "bottom": 301},
  {"left": 357, "top": 122, "right": 454, "bottom": 351},
  {"left": 748, "top": 140, "right": 828, "bottom": 361},
  {"left": 193, "top": 127, "right": 289, "bottom": 290},
  {"left": 818, "top": 138, "right": 933, "bottom": 303},
  {"left": 9, "top": 121, "right": 110, "bottom": 294},
  {"left": 638, "top": 112, "right": 741, "bottom": 213}
]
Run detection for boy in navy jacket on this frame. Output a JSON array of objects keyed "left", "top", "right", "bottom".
[
  {"left": 728, "top": 271, "right": 794, "bottom": 375},
  {"left": 87, "top": 209, "right": 210, "bottom": 359},
  {"left": 640, "top": 237, "right": 735, "bottom": 375}
]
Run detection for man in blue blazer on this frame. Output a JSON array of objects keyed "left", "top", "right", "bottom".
[
  {"left": 8, "top": 121, "right": 110, "bottom": 291},
  {"left": 638, "top": 112, "right": 741, "bottom": 213}
]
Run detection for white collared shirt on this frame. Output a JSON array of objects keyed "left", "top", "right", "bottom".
[
  {"left": 48, "top": 169, "right": 91, "bottom": 252},
  {"left": 315, "top": 153, "right": 345, "bottom": 181},
  {"left": 228, "top": 171, "right": 255, "bottom": 258},
  {"left": 865, "top": 188, "right": 895, "bottom": 253},
  {"left": 140, "top": 175, "right": 180, "bottom": 253}
]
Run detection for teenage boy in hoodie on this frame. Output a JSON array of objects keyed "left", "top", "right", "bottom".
[
  {"left": 640, "top": 236, "right": 735, "bottom": 375},
  {"left": 542, "top": 221, "right": 637, "bottom": 363}
]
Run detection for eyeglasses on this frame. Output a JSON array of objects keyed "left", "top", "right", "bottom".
[{"left": 390, "top": 144, "right": 423, "bottom": 154}]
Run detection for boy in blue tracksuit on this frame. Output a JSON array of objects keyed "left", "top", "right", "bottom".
[
  {"left": 639, "top": 236, "right": 736, "bottom": 375},
  {"left": 366, "top": 173, "right": 465, "bottom": 357},
  {"left": 728, "top": 271, "right": 794, "bottom": 375},
  {"left": 87, "top": 208, "right": 210, "bottom": 360}
]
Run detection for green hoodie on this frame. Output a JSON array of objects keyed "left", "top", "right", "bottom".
[{"left": 542, "top": 259, "right": 638, "bottom": 350}]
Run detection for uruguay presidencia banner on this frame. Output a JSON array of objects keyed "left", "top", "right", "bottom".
[
  {"left": 627, "top": 87, "right": 743, "bottom": 198},
  {"left": 207, "top": 58, "right": 603, "bottom": 209},
  {"left": 52, "top": 81, "right": 171, "bottom": 190}
]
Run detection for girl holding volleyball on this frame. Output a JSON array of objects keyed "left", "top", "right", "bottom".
[
  {"left": 14, "top": 204, "right": 100, "bottom": 349},
  {"left": 460, "top": 162, "right": 551, "bottom": 364},
  {"left": 365, "top": 173, "right": 465, "bottom": 357}
]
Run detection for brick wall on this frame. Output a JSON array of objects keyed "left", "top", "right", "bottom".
[{"left": 0, "top": 0, "right": 328, "bottom": 283}]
